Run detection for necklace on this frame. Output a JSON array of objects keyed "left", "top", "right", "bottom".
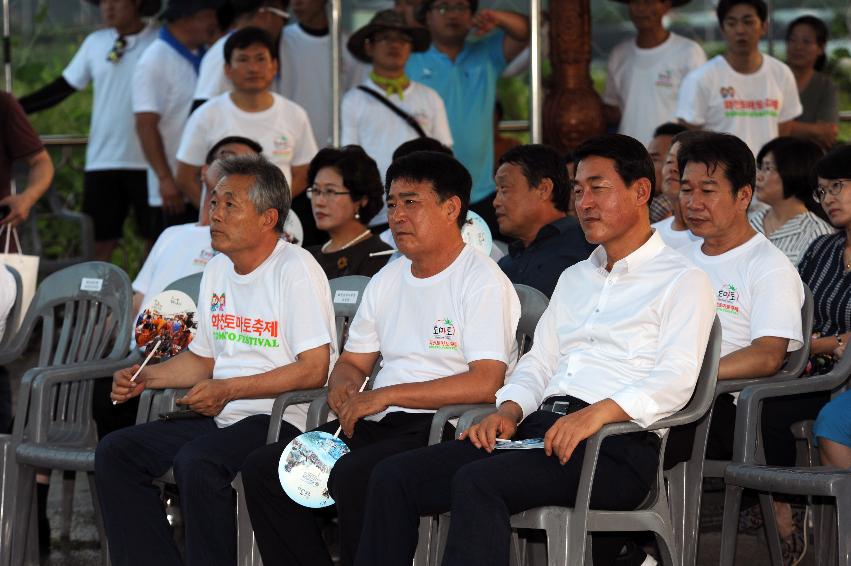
[{"left": 322, "top": 229, "right": 371, "bottom": 253}]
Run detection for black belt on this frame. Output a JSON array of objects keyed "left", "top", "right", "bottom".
[{"left": 538, "top": 395, "right": 589, "bottom": 416}]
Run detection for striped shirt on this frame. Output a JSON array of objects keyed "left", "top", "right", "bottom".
[
  {"left": 798, "top": 232, "right": 851, "bottom": 335},
  {"left": 750, "top": 209, "right": 835, "bottom": 266}
]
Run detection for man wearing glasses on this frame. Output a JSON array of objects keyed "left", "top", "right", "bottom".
[
  {"left": 176, "top": 26, "right": 317, "bottom": 207},
  {"left": 193, "top": 0, "right": 290, "bottom": 109},
  {"left": 407, "top": 0, "right": 529, "bottom": 236},
  {"left": 341, "top": 10, "right": 453, "bottom": 232}
]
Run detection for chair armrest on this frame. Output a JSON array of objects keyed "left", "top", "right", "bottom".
[
  {"left": 733, "top": 370, "right": 851, "bottom": 464},
  {"left": 715, "top": 374, "right": 798, "bottom": 396},
  {"left": 429, "top": 404, "right": 493, "bottom": 445},
  {"left": 267, "top": 388, "right": 327, "bottom": 444},
  {"left": 25, "top": 355, "right": 139, "bottom": 443},
  {"left": 455, "top": 407, "right": 499, "bottom": 436},
  {"left": 306, "top": 394, "right": 333, "bottom": 431}
]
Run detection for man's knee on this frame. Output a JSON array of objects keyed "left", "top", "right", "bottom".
[
  {"left": 95, "top": 426, "right": 140, "bottom": 475},
  {"left": 241, "top": 443, "right": 283, "bottom": 488},
  {"left": 173, "top": 440, "right": 224, "bottom": 487}
]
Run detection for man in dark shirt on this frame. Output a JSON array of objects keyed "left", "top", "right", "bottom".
[{"left": 494, "top": 144, "right": 594, "bottom": 297}]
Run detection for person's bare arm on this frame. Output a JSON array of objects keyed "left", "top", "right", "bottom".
[
  {"left": 175, "top": 161, "right": 203, "bottom": 208},
  {"left": 0, "top": 149, "right": 54, "bottom": 227},
  {"left": 336, "top": 359, "right": 507, "bottom": 436},
  {"left": 135, "top": 112, "right": 184, "bottom": 215},
  {"left": 779, "top": 120, "right": 838, "bottom": 150},
  {"left": 718, "top": 336, "right": 790, "bottom": 380},
  {"left": 327, "top": 350, "right": 381, "bottom": 413},
  {"left": 290, "top": 164, "right": 309, "bottom": 198},
  {"left": 472, "top": 9, "right": 530, "bottom": 64},
  {"left": 110, "top": 350, "right": 215, "bottom": 404},
  {"left": 175, "top": 344, "right": 331, "bottom": 416},
  {"left": 132, "top": 292, "right": 144, "bottom": 315}
]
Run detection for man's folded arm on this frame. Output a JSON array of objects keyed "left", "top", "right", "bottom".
[{"left": 221, "top": 343, "right": 332, "bottom": 400}]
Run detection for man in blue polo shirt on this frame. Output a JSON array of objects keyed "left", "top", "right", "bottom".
[{"left": 407, "top": 0, "right": 528, "bottom": 234}]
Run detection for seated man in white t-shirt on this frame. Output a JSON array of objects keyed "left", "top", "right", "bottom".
[
  {"left": 176, "top": 26, "right": 317, "bottom": 208},
  {"left": 241, "top": 150, "right": 521, "bottom": 566},
  {"left": 675, "top": 0, "right": 803, "bottom": 157},
  {"left": 96, "top": 155, "right": 337, "bottom": 566},
  {"left": 672, "top": 132, "right": 804, "bottom": 464}
]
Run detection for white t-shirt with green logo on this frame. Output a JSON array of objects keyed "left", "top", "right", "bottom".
[
  {"left": 344, "top": 245, "right": 520, "bottom": 422},
  {"left": 679, "top": 232, "right": 804, "bottom": 358},
  {"left": 176, "top": 92, "right": 318, "bottom": 188},
  {"left": 676, "top": 54, "right": 802, "bottom": 156},
  {"left": 189, "top": 239, "right": 337, "bottom": 428}
]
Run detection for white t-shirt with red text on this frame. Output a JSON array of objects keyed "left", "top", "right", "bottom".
[
  {"left": 189, "top": 239, "right": 337, "bottom": 429},
  {"left": 676, "top": 54, "right": 802, "bottom": 156}
]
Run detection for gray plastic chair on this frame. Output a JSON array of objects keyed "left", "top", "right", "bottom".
[
  {"left": 0, "top": 261, "right": 134, "bottom": 566},
  {"left": 668, "top": 285, "right": 813, "bottom": 566},
  {"left": 414, "top": 283, "right": 550, "bottom": 566},
  {"left": 431, "top": 316, "right": 722, "bottom": 566},
  {"left": 719, "top": 341, "right": 851, "bottom": 566},
  {"left": 164, "top": 272, "right": 203, "bottom": 302}
]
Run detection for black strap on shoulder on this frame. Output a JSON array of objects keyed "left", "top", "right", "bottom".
[{"left": 357, "top": 85, "right": 427, "bottom": 138}]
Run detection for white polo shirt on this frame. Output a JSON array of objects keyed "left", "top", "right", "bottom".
[
  {"left": 133, "top": 38, "right": 200, "bottom": 206},
  {"left": 193, "top": 32, "right": 232, "bottom": 101},
  {"left": 63, "top": 26, "right": 157, "bottom": 170}
]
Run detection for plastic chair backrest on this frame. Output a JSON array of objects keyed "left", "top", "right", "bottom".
[
  {"left": 329, "top": 275, "right": 370, "bottom": 353},
  {"left": 658, "top": 316, "right": 722, "bottom": 430},
  {"left": 513, "top": 284, "right": 549, "bottom": 359},
  {"left": 2, "top": 261, "right": 133, "bottom": 368},
  {"left": 164, "top": 272, "right": 204, "bottom": 304},
  {"left": 778, "top": 284, "right": 814, "bottom": 379},
  {"left": 0, "top": 264, "right": 23, "bottom": 350}
]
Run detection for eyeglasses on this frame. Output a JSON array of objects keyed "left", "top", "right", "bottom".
[
  {"left": 813, "top": 179, "right": 851, "bottom": 203},
  {"left": 258, "top": 6, "right": 289, "bottom": 20},
  {"left": 431, "top": 3, "right": 472, "bottom": 16},
  {"left": 306, "top": 186, "right": 352, "bottom": 200},
  {"left": 107, "top": 36, "right": 128, "bottom": 63}
]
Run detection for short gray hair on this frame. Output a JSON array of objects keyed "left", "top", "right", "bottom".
[{"left": 218, "top": 154, "right": 291, "bottom": 233}]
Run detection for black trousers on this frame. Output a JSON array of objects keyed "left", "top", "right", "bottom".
[
  {"left": 355, "top": 410, "right": 660, "bottom": 566},
  {"left": 241, "top": 412, "right": 442, "bottom": 566},
  {"left": 95, "top": 413, "right": 271, "bottom": 566}
]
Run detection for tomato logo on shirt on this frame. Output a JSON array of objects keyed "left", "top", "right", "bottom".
[
  {"left": 716, "top": 283, "right": 740, "bottom": 316},
  {"left": 720, "top": 86, "right": 736, "bottom": 98},
  {"left": 428, "top": 318, "right": 459, "bottom": 351},
  {"left": 211, "top": 293, "right": 226, "bottom": 312},
  {"left": 273, "top": 135, "right": 293, "bottom": 158}
]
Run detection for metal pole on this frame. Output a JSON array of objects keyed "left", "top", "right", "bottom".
[
  {"left": 330, "top": 0, "right": 342, "bottom": 147},
  {"left": 529, "top": 0, "right": 541, "bottom": 143},
  {"left": 3, "top": 0, "right": 11, "bottom": 92}
]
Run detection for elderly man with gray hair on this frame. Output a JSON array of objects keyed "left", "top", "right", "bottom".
[{"left": 95, "top": 154, "right": 337, "bottom": 566}]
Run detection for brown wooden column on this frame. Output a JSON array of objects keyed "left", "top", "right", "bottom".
[{"left": 543, "top": 0, "right": 605, "bottom": 154}]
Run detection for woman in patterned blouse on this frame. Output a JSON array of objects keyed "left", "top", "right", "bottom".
[{"left": 750, "top": 137, "right": 835, "bottom": 265}]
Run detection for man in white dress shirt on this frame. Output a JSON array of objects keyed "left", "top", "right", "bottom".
[{"left": 353, "top": 134, "right": 716, "bottom": 566}]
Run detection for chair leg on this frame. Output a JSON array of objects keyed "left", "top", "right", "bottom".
[
  {"left": 86, "top": 471, "right": 110, "bottom": 566},
  {"left": 836, "top": 495, "right": 850, "bottom": 566},
  {"left": 414, "top": 516, "right": 433, "bottom": 566},
  {"left": 60, "top": 470, "right": 75, "bottom": 544},
  {"left": 719, "top": 483, "right": 743, "bottom": 566},
  {"left": 546, "top": 521, "right": 568, "bottom": 566},
  {"left": 654, "top": 529, "right": 680, "bottom": 566},
  {"left": 0, "top": 436, "right": 17, "bottom": 566},
  {"left": 434, "top": 514, "right": 450, "bottom": 566},
  {"left": 759, "top": 493, "right": 784, "bottom": 566},
  {"left": 813, "top": 499, "right": 836, "bottom": 566},
  {"left": 9, "top": 464, "right": 35, "bottom": 566}
]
